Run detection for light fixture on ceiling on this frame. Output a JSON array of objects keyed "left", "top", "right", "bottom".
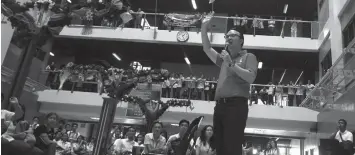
[
  {"left": 49, "top": 52, "right": 55, "bottom": 56},
  {"left": 184, "top": 57, "right": 191, "bottom": 65},
  {"left": 90, "top": 117, "right": 100, "bottom": 120},
  {"left": 191, "top": 0, "right": 197, "bottom": 10},
  {"left": 171, "top": 123, "right": 179, "bottom": 126},
  {"left": 67, "top": 0, "right": 72, "bottom": 3},
  {"left": 283, "top": 4, "right": 288, "bottom": 14},
  {"left": 112, "top": 53, "right": 121, "bottom": 61},
  {"left": 258, "top": 62, "right": 263, "bottom": 69}
]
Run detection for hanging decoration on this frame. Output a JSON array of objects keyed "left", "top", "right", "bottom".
[{"left": 122, "top": 95, "right": 193, "bottom": 131}]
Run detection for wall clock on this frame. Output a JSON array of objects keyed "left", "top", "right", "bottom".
[{"left": 177, "top": 31, "right": 189, "bottom": 42}]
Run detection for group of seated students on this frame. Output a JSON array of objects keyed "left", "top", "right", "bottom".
[
  {"left": 1, "top": 94, "right": 93, "bottom": 155},
  {"left": 139, "top": 120, "right": 215, "bottom": 155}
]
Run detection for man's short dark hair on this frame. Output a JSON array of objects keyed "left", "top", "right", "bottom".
[
  {"left": 128, "top": 126, "right": 136, "bottom": 132},
  {"left": 59, "top": 120, "right": 65, "bottom": 124},
  {"left": 151, "top": 121, "right": 163, "bottom": 128},
  {"left": 229, "top": 26, "right": 245, "bottom": 46},
  {"left": 72, "top": 123, "right": 78, "bottom": 127},
  {"left": 339, "top": 119, "right": 347, "bottom": 126},
  {"left": 179, "top": 119, "right": 190, "bottom": 126}
]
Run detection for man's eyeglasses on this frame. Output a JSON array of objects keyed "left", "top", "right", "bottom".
[{"left": 224, "top": 34, "right": 240, "bottom": 39}]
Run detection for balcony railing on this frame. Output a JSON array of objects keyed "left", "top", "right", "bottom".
[
  {"left": 44, "top": 72, "right": 314, "bottom": 107},
  {"left": 67, "top": 12, "right": 319, "bottom": 39},
  {"left": 300, "top": 47, "right": 355, "bottom": 111}
]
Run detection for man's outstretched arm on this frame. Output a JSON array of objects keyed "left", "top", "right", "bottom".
[{"left": 201, "top": 12, "right": 223, "bottom": 67}]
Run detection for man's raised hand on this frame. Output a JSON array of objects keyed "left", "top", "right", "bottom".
[{"left": 201, "top": 11, "right": 215, "bottom": 28}]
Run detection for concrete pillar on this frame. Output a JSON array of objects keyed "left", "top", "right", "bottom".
[
  {"left": 92, "top": 97, "right": 118, "bottom": 155},
  {"left": 300, "top": 139, "right": 305, "bottom": 155},
  {"left": 328, "top": 0, "right": 347, "bottom": 64}
]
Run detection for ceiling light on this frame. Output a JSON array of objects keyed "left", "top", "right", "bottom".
[
  {"left": 191, "top": 0, "right": 197, "bottom": 10},
  {"left": 112, "top": 53, "right": 121, "bottom": 61},
  {"left": 258, "top": 62, "right": 263, "bottom": 69},
  {"left": 253, "top": 149, "right": 258, "bottom": 154},
  {"left": 184, "top": 57, "right": 191, "bottom": 65},
  {"left": 49, "top": 52, "right": 55, "bottom": 56},
  {"left": 90, "top": 117, "right": 100, "bottom": 120},
  {"left": 283, "top": 4, "right": 288, "bottom": 14},
  {"left": 171, "top": 123, "right": 179, "bottom": 126},
  {"left": 67, "top": 0, "right": 71, "bottom": 3}
]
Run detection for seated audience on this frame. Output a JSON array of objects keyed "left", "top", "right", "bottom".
[
  {"left": 136, "top": 133, "right": 145, "bottom": 146},
  {"left": 166, "top": 119, "right": 192, "bottom": 155},
  {"left": 34, "top": 112, "right": 59, "bottom": 155},
  {"left": 143, "top": 121, "right": 167, "bottom": 154},
  {"left": 73, "top": 135, "right": 89, "bottom": 155},
  {"left": 68, "top": 123, "right": 81, "bottom": 142},
  {"left": 30, "top": 116, "right": 40, "bottom": 130},
  {"left": 114, "top": 127, "right": 138, "bottom": 155},
  {"left": 2, "top": 97, "right": 43, "bottom": 155},
  {"left": 195, "top": 125, "right": 215, "bottom": 155},
  {"left": 55, "top": 133, "right": 71, "bottom": 155}
]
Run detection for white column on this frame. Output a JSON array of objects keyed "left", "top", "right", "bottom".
[{"left": 328, "top": 0, "right": 347, "bottom": 63}]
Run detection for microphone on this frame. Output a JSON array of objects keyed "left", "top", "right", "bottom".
[{"left": 224, "top": 44, "right": 231, "bottom": 55}]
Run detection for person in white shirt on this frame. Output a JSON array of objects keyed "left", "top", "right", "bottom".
[
  {"left": 330, "top": 119, "right": 354, "bottom": 155},
  {"left": 114, "top": 127, "right": 138, "bottom": 155},
  {"left": 143, "top": 121, "right": 167, "bottom": 154},
  {"left": 55, "top": 133, "right": 71, "bottom": 155},
  {"left": 305, "top": 80, "right": 315, "bottom": 97},
  {"left": 68, "top": 123, "right": 81, "bottom": 142}
]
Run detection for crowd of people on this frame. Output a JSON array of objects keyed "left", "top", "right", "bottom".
[
  {"left": 45, "top": 62, "right": 316, "bottom": 107},
  {"left": 250, "top": 80, "right": 315, "bottom": 107}
]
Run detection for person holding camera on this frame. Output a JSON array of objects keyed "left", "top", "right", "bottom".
[{"left": 330, "top": 119, "right": 354, "bottom": 155}]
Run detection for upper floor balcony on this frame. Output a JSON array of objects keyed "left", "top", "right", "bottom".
[{"left": 59, "top": 13, "right": 320, "bottom": 52}]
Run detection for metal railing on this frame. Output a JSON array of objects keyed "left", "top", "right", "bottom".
[
  {"left": 43, "top": 73, "right": 313, "bottom": 107},
  {"left": 68, "top": 12, "right": 319, "bottom": 39},
  {"left": 300, "top": 47, "right": 355, "bottom": 111}
]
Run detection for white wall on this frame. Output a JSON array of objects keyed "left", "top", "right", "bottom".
[
  {"left": 1, "top": 17, "right": 15, "bottom": 65},
  {"left": 59, "top": 27, "right": 319, "bottom": 52}
]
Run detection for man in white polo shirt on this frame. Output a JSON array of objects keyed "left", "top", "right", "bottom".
[{"left": 330, "top": 119, "right": 354, "bottom": 155}]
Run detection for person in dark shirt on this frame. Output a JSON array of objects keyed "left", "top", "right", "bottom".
[
  {"left": 209, "top": 78, "right": 217, "bottom": 101},
  {"left": 34, "top": 113, "right": 58, "bottom": 155}
]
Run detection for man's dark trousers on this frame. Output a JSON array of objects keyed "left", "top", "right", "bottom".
[{"left": 213, "top": 97, "right": 249, "bottom": 155}]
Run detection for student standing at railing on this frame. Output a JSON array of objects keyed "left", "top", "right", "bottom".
[
  {"left": 209, "top": 78, "right": 217, "bottom": 101},
  {"left": 259, "top": 87, "right": 268, "bottom": 105},
  {"left": 250, "top": 86, "right": 258, "bottom": 105},
  {"left": 176, "top": 74, "right": 184, "bottom": 99},
  {"left": 267, "top": 82, "right": 275, "bottom": 105},
  {"left": 197, "top": 75, "right": 206, "bottom": 100},
  {"left": 164, "top": 79, "right": 171, "bottom": 98},
  {"left": 287, "top": 81, "right": 296, "bottom": 106},
  {"left": 291, "top": 18, "right": 298, "bottom": 37},
  {"left": 169, "top": 75, "right": 177, "bottom": 99},
  {"left": 268, "top": 16, "right": 276, "bottom": 36},
  {"left": 204, "top": 79, "right": 210, "bottom": 101},
  {"left": 161, "top": 79, "right": 167, "bottom": 98},
  {"left": 274, "top": 85, "right": 283, "bottom": 106},
  {"left": 305, "top": 80, "right": 315, "bottom": 97},
  {"left": 295, "top": 81, "right": 305, "bottom": 106}
]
